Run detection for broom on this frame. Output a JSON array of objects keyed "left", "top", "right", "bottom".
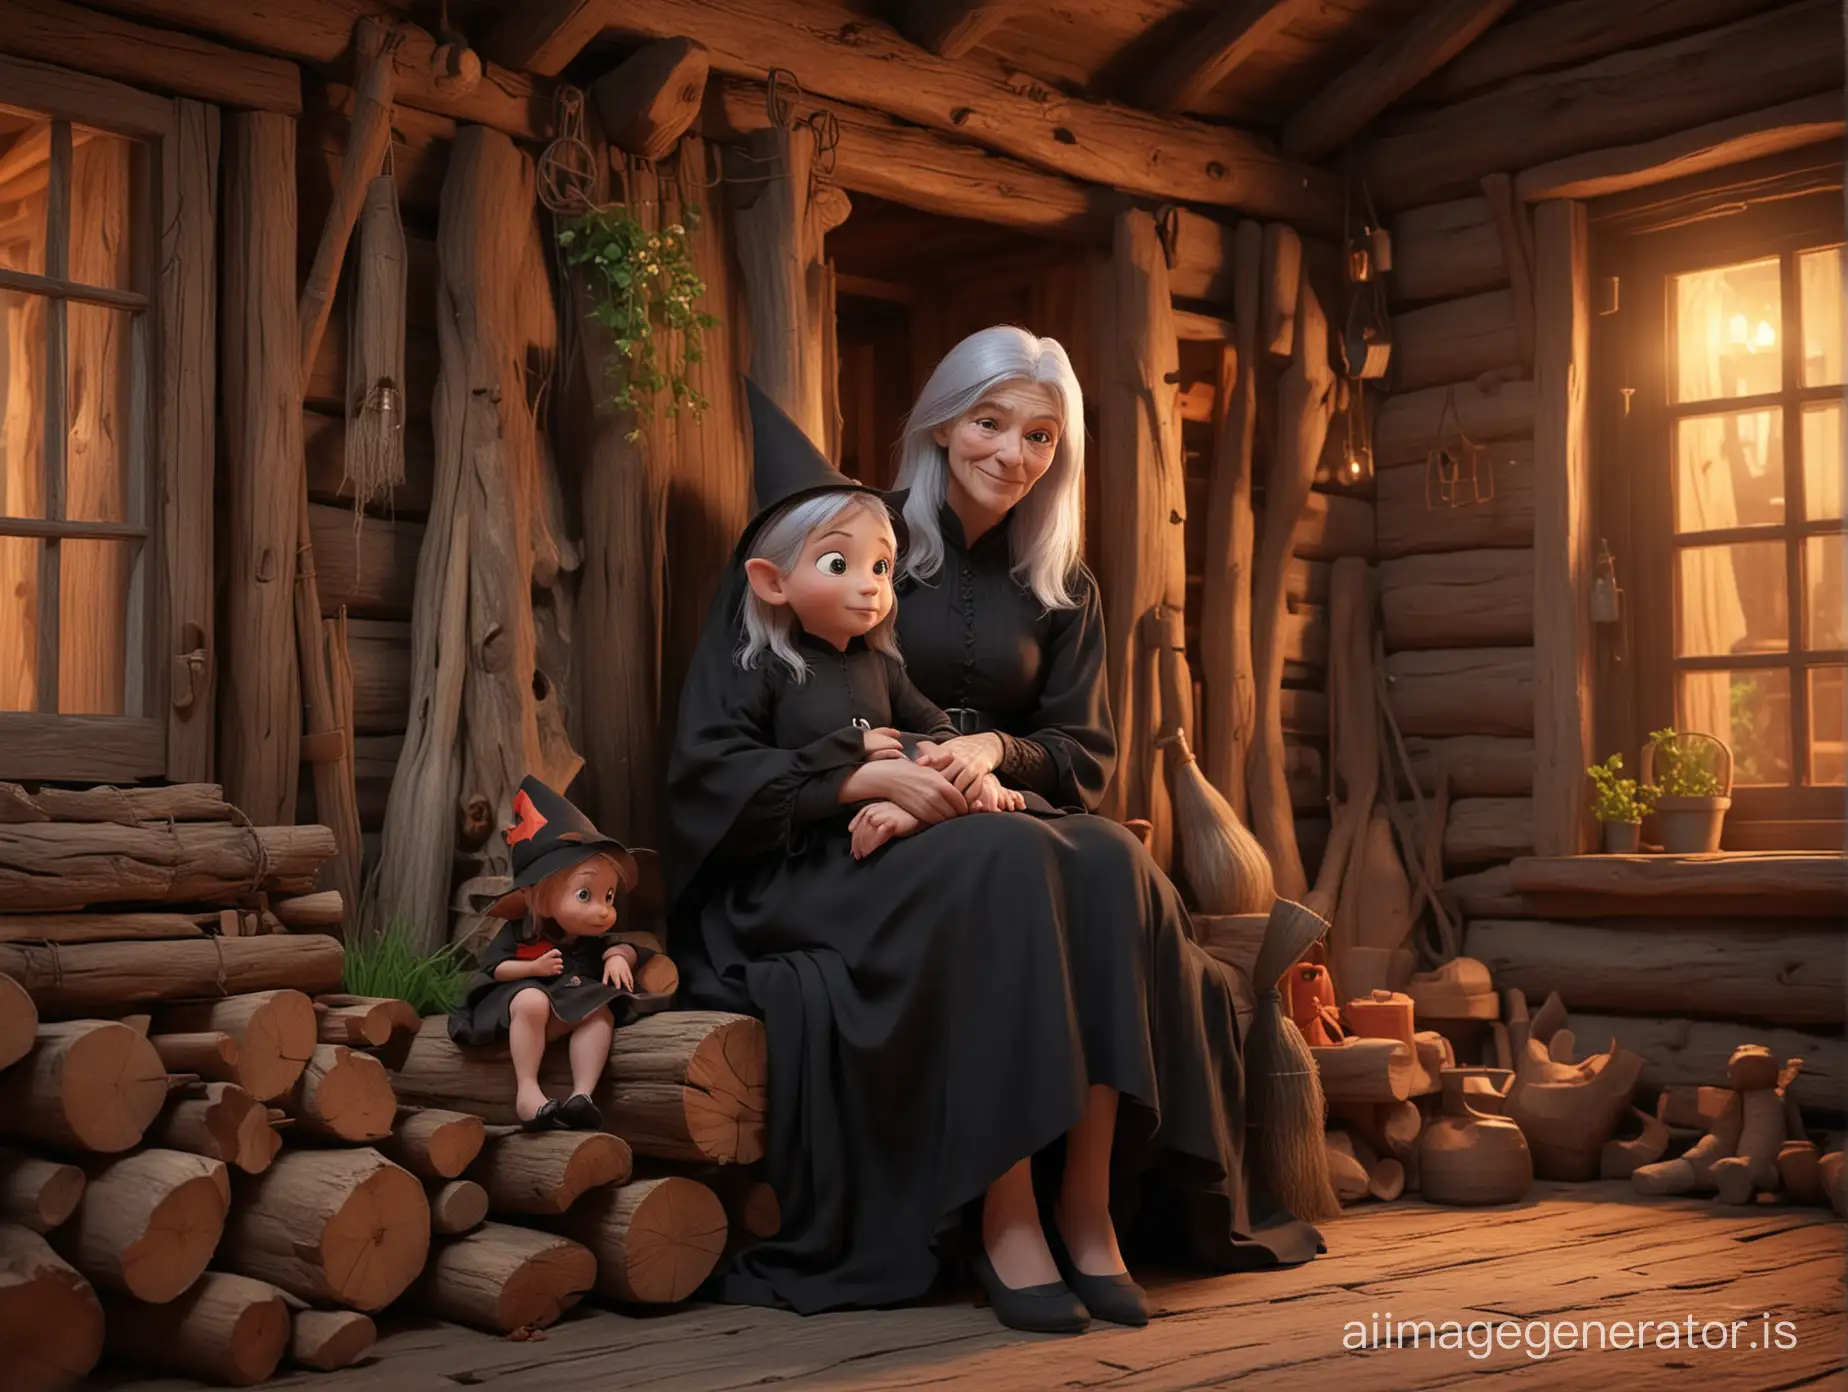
[
  {"left": 344, "top": 170, "right": 408, "bottom": 516},
  {"left": 1246, "top": 896, "right": 1341, "bottom": 1223}
]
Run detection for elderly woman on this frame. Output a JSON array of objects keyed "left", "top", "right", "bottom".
[{"left": 666, "top": 328, "right": 1318, "bottom": 1335}]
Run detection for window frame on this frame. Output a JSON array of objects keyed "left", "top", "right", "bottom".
[{"left": 1595, "top": 183, "right": 1846, "bottom": 843}]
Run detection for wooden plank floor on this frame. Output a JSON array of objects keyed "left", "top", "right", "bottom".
[{"left": 95, "top": 1184, "right": 1844, "bottom": 1391}]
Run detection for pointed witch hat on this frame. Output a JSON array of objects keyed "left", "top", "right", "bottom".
[
  {"left": 486, "top": 776, "right": 639, "bottom": 918},
  {"left": 737, "top": 374, "right": 906, "bottom": 557}
]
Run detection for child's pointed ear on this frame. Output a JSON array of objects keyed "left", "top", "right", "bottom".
[{"left": 744, "top": 557, "right": 789, "bottom": 606}]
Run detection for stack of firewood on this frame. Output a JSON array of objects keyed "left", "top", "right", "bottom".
[{"left": 0, "top": 782, "right": 770, "bottom": 1389}]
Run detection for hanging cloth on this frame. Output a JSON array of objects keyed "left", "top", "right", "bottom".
[{"left": 344, "top": 168, "right": 408, "bottom": 513}]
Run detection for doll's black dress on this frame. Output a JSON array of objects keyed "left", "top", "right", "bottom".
[{"left": 448, "top": 921, "right": 670, "bottom": 1047}]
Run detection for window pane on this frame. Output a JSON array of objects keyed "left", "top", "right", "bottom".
[
  {"left": 1800, "top": 246, "right": 1844, "bottom": 388},
  {"left": 1805, "top": 534, "right": 1845, "bottom": 651},
  {"left": 1810, "top": 667, "right": 1846, "bottom": 785},
  {"left": 59, "top": 537, "right": 131, "bottom": 715},
  {"left": 0, "top": 533, "right": 37, "bottom": 711},
  {"left": 0, "top": 287, "right": 47, "bottom": 519},
  {"left": 0, "top": 112, "right": 51, "bottom": 279},
  {"left": 65, "top": 305, "right": 138, "bottom": 524},
  {"left": 1805, "top": 400, "right": 1843, "bottom": 521},
  {"left": 1674, "top": 408, "right": 1783, "bottom": 532},
  {"left": 1674, "top": 257, "right": 1783, "bottom": 403},
  {"left": 1677, "top": 540, "right": 1788, "bottom": 657},
  {"left": 1678, "top": 667, "right": 1791, "bottom": 787},
  {"left": 67, "top": 128, "right": 138, "bottom": 294}
]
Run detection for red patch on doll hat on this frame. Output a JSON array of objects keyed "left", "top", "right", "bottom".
[{"left": 486, "top": 776, "right": 640, "bottom": 918}]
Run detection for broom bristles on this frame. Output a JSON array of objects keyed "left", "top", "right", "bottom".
[
  {"left": 1249, "top": 988, "right": 1341, "bottom": 1224},
  {"left": 1162, "top": 729, "right": 1275, "bottom": 915},
  {"left": 346, "top": 172, "right": 408, "bottom": 514}
]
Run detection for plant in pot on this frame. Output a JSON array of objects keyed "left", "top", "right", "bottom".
[
  {"left": 1642, "top": 728, "right": 1732, "bottom": 853},
  {"left": 1587, "top": 753, "right": 1654, "bottom": 853}
]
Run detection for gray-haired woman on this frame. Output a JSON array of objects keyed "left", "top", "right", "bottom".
[{"left": 666, "top": 330, "right": 1319, "bottom": 1336}]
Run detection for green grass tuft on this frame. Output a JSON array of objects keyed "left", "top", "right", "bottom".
[{"left": 342, "top": 920, "right": 471, "bottom": 1017}]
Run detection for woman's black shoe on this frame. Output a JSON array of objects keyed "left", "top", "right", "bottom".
[
  {"left": 970, "top": 1250, "right": 1090, "bottom": 1334},
  {"left": 559, "top": 1093, "right": 604, "bottom": 1131},
  {"left": 1048, "top": 1227, "right": 1149, "bottom": 1328}
]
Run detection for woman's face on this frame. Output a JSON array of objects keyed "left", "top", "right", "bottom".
[{"left": 932, "top": 380, "right": 1063, "bottom": 522}]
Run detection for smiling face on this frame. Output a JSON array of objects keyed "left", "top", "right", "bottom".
[
  {"left": 532, "top": 855, "right": 624, "bottom": 937},
  {"left": 743, "top": 495, "right": 897, "bottom": 651},
  {"left": 931, "top": 379, "right": 1064, "bottom": 532}
]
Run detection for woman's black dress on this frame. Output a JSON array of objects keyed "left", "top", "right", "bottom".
[
  {"left": 448, "top": 922, "right": 669, "bottom": 1047},
  {"left": 667, "top": 516, "right": 1320, "bottom": 1315}
]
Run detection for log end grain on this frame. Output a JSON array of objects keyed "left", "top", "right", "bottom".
[
  {"left": 632, "top": 1013, "right": 767, "bottom": 1166},
  {"left": 428, "top": 1178, "right": 489, "bottom": 1236},
  {"left": 0, "top": 1149, "right": 85, "bottom": 1233},
  {"left": 105, "top": 1271, "right": 289, "bottom": 1387},
  {"left": 564, "top": 1176, "right": 728, "bottom": 1305},
  {"left": 0, "top": 974, "right": 35, "bottom": 1071},
  {"left": 0, "top": 1225, "right": 104, "bottom": 1389},
  {"left": 470, "top": 1130, "right": 633, "bottom": 1215},
  {"left": 151, "top": 1083, "right": 281, "bottom": 1175},
  {"left": 289, "top": 1307, "right": 376, "bottom": 1372},
  {"left": 387, "top": 1107, "right": 487, "bottom": 1180},
  {"left": 291, "top": 1045, "right": 398, "bottom": 1142},
  {"left": 0, "top": 1022, "right": 168, "bottom": 1154},
  {"left": 64, "top": 1150, "right": 230, "bottom": 1304}
]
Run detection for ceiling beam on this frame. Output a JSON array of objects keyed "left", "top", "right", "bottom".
[
  {"left": 901, "top": 0, "right": 1019, "bottom": 60},
  {"left": 481, "top": 0, "right": 607, "bottom": 77},
  {"left": 604, "top": 0, "right": 1339, "bottom": 226},
  {"left": 1281, "top": 0, "right": 1516, "bottom": 162},
  {"left": 1132, "top": 0, "right": 1312, "bottom": 116}
]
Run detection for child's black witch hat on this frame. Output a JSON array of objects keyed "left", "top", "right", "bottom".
[
  {"left": 737, "top": 375, "right": 907, "bottom": 557},
  {"left": 486, "top": 775, "right": 638, "bottom": 919}
]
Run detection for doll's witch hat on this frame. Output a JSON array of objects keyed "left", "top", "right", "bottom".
[
  {"left": 486, "top": 776, "right": 639, "bottom": 918},
  {"left": 738, "top": 375, "right": 907, "bottom": 557}
]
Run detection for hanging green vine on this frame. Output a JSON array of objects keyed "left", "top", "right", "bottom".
[{"left": 556, "top": 203, "right": 718, "bottom": 423}]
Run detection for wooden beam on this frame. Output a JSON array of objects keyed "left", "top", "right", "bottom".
[
  {"left": 81, "top": 0, "right": 553, "bottom": 139},
  {"left": 1389, "top": 288, "right": 1520, "bottom": 393},
  {"left": 1514, "top": 93, "right": 1845, "bottom": 204},
  {"left": 1132, "top": 0, "right": 1307, "bottom": 117},
  {"left": 1282, "top": 0, "right": 1515, "bottom": 163},
  {"left": 1479, "top": 173, "right": 1536, "bottom": 371},
  {"left": 1531, "top": 200, "right": 1593, "bottom": 858},
  {"left": 482, "top": 0, "right": 606, "bottom": 77},
  {"left": 0, "top": 0, "right": 301, "bottom": 113},
  {"left": 1363, "top": 0, "right": 1843, "bottom": 209},
  {"left": 902, "top": 0, "right": 1019, "bottom": 60},
  {"left": 604, "top": 0, "right": 1339, "bottom": 224},
  {"left": 1380, "top": 548, "right": 1534, "bottom": 649},
  {"left": 1387, "top": 196, "right": 1505, "bottom": 306},
  {"left": 1374, "top": 378, "right": 1535, "bottom": 468}
]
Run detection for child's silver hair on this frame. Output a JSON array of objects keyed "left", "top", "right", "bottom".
[
  {"left": 894, "top": 325, "right": 1085, "bottom": 610},
  {"left": 736, "top": 490, "right": 902, "bottom": 682}
]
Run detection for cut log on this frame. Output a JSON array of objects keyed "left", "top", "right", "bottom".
[
  {"left": 314, "top": 995, "right": 420, "bottom": 1048},
  {"left": 429, "top": 1179, "right": 489, "bottom": 1236},
  {"left": 306, "top": 507, "right": 421, "bottom": 620},
  {"left": 154, "top": 992, "right": 318, "bottom": 1102},
  {"left": 1376, "top": 439, "right": 1534, "bottom": 558},
  {"left": 221, "top": 1148, "right": 429, "bottom": 1310},
  {"left": 1381, "top": 548, "right": 1533, "bottom": 650},
  {"left": 1440, "top": 864, "right": 1532, "bottom": 921},
  {"left": 2, "top": 940, "right": 339, "bottom": 1021},
  {"left": 1390, "top": 290, "right": 1521, "bottom": 395},
  {"left": 1572, "top": 1015, "right": 1844, "bottom": 1117},
  {"left": 1364, "top": 0, "right": 1842, "bottom": 208},
  {"left": 592, "top": 37, "right": 710, "bottom": 160},
  {"left": 0, "top": 1225, "right": 104, "bottom": 1391},
  {"left": 149, "top": 1032, "right": 239, "bottom": 1083},
  {"left": 1508, "top": 852, "right": 1848, "bottom": 915},
  {"left": 697, "top": 1166, "right": 781, "bottom": 1240},
  {"left": 56, "top": 1149, "right": 227, "bottom": 1303},
  {"left": 382, "top": 1108, "right": 485, "bottom": 1181},
  {"left": 0, "top": 822, "right": 334, "bottom": 914},
  {"left": 1312, "top": 1038, "right": 1415, "bottom": 1105},
  {"left": 0, "top": 1151, "right": 83, "bottom": 1234},
  {"left": 287, "top": 1045, "right": 397, "bottom": 1142},
  {"left": 104, "top": 1272, "right": 288, "bottom": 1387},
  {"left": 287, "top": 1306, "right": 376, "bottom": 1372},
  {"left": 0, "top": 914, "right": 212, "bottom": 945},
  {"left": 413, "top": 1222, "right": 596, "bottom": 1334},
  {"left": 391, "top": 1012, "right": 769, "bottom": 1164},
  {"left": 468, "top": 1130, "right": 633, "bottom": 1216},
  {"left": 270, "top": 891, "right": 346, "bottom": 930},
  {"left": 0, "top": 974, "right": 34, "bottom": 1072},
  {"left": 1465, "top": 919, "right": 1845, "bottom": 1026},
  {"left": 1386, "top": 648, "right": 1534, "bottom": 737},
  {"left": 556, "top": 1175, "right": 728, "bottom": 1304},
  {"left": 346, "top": 619, "right": 413, "bottom": 734},
  {"left": 0, "top": 1022, "right": 167, "bottom": 1154},
  {"left": 1444, "top": 797, "right": 1534, "bottom": 867},
  {"left": 1388, "top": 197, "right": 1505, "bottom": 307},
  {"left": 147, "top": 1083, "right": 281, "bottom": 1175},
  {"left": 1402, "top": 736, "right": 1534, "bottom": 798},
  {"left": 0, "top": 782, "right": 232, "bottom": 824},
  {"left": 1375, "top": 379, "right": 1535, "bottom": 469}
]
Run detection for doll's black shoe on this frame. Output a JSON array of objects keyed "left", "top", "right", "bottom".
[
  {"left": 521, "top": 1099, "right": 563, "bottom": 1132},
  {"left": 559, "top": 1093, "right": 604, "bottom": 1131},
  {"left": 1047, "top": 1225, "right": 1149, "bottom": 1328},
  {"left": 970, "top": 1250, "right": 1090, "bottom": 1334}
]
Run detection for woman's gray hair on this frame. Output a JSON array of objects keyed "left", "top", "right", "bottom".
[
  {"left": 894, "top": 325, "right": 1085, "bottom": 610},
  {"left": 735, "top": 490, "right": 902, "bottom": 682}
]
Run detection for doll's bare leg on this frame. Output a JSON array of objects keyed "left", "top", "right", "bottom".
[
  {"left": 568, "top": 1005, "right": 615, "bottom": 1096},
  {"left": 982, "top": 1158, "right": 1060, "bottom": 1288},
  {"left": 507, "top": 988, "right": 554, "bottom": 1122},
  {"left": 1055, "top": 1084, "right": 1126, "bottom": 1275}
]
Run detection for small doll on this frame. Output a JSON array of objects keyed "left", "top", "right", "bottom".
[
  {"left": 449, "top": 776, "right": 671, "bottom": 1130},
  {"left": 737, "top": 380, "right": 1024, "bottom": 861}
]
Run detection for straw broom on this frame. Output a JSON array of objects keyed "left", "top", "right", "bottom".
[
  {"left": 1246, "top": 897, "right": 1341, "bottom": 1223},
  {"left": 344, "top": 170, "right": 408, "bottom": 515}
]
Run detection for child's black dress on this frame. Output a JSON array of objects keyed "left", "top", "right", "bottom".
[{"left": 448, "top": 922, "right": 672, "bottom": 1047}]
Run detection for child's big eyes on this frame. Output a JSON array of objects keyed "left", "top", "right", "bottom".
[
  {"left": 575, "top": 888, "right": 590, "bottom": 902},
  {"left": 873, "top": 559, "right": 890, "bottom": 576},
  {"left": 816, "top": 551, "right": 847, "bottom": 576}
]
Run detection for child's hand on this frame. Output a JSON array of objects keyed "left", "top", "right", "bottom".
[
  {"left": 968, "top": 773, "right": 1025, "bottom": 813},
  {"left": 602, "top": 951, "right": 635, "bottom": 990},
  {"left": 862, "top": 726, "right": 905, "bottom": 760},
  {"left": 528, "top": 948, "right": 564, "bottom": 978},
  {"left": 849, "top": 800, "right": 921, "bottom": 859}
]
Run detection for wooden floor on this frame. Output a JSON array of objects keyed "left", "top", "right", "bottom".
[{"left": 97, "top": 1184, "right": 1844, "bottom": 1392}]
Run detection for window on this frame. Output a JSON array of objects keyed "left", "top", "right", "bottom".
[{"left": 1599, "top": 182, "right": 1846, "bottom": 844}]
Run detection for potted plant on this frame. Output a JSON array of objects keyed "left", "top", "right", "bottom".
[
  {"left": 1642, "top": 728, "right": 1732, "bottom": 853},
  {"left": 1587, "top": 753, "right": 1654, "bottom": 853}
]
